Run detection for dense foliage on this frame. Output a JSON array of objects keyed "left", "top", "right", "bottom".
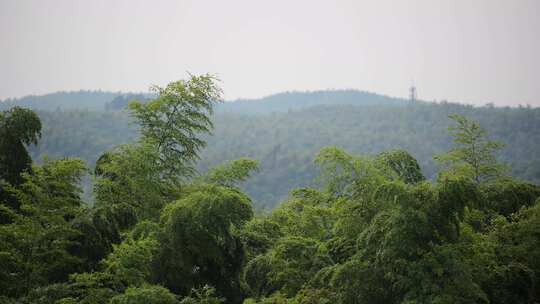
[
  {"left": 1, "top": 79, "right": 539, "bottom": 303},
  {"left": 16, "top": 91, "right": 540, "bottom": 208}
]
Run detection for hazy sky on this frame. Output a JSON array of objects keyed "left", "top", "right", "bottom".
[{"left": 1, "top": 0, "right": 539, "bottom": 105}]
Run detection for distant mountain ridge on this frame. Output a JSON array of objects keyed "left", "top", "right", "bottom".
[
  {"left": 218, "top": 90, "right": 409, "bottom": 114},
  {"left": 1, "top": 89, "right": 411, "bottom": 113},
  {"left": 0, "top": 91, "right": 121, "bottom": 111}
]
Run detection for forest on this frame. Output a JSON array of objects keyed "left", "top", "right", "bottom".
[
  {"left": 8, "top": 88, "right": 540, "bottom": 208},
  {"left": 1, "top": 75, "right": 539, "bottom": 303}
]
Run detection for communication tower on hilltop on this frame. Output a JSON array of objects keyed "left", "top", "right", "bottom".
[{"left": 409, "top": 85, "right": 417, "bottom": 103}]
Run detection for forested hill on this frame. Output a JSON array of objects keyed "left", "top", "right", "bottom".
[
  {"left": 202, "top": 102, "right": 540, "bottom": 207},
  {"left": 218, "top": 90, "right": 407, "bottom": 114},
  {"left": 1, "top": 89, "right": 408, "bottom": 113},
  {"left": 0, "top": 91, "right": 121, "bottom": 111},
  {"left": 10, "top": 90, "right": 539, "bottom": 209}
]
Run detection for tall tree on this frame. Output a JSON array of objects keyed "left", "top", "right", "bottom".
[
  {"left": 435, "top": 114, "right": 505, "bottom": 183},
  {"left": 0, "top": 107, "right": 42, "bottom": 210},
  {"left": 94, "top": 74, "right": 222, "bottom": 222},
  {"left": 128, "top": 74, "right": 222, "bottom": 179}
]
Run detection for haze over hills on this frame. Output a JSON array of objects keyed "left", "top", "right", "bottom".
[
  {"left": 4, "top": 1, "right": 540, "bottom": 302},
  {"left": 0, "top": 91, "right": 121, "bottom": 111},
  {"left": 1, "top": 89, "right": 410, "bottom": 112},
  {"left": 219, "top": 90, "right": 408, "bottom": 114},
  {"left": 2, "top": 89, "right": 539, "bottom": 208}
]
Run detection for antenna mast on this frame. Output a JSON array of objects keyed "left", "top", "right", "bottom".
[{"left": 409, "top": 84, "right": 417, "bottom": 103}]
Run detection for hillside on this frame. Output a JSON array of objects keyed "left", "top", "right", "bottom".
[
  {"left": 0, "top": 91, "right": 121, "bottom": 111},
  {"left": 12, "top": 90, "right": 539, "bottom": 209},
  {"left": 2, "top": 89, "right": 407, "bottom": 112},
  {"left": 202, "top": 102, "right": 540, "bottom": 207},
  {"left": 218, "top": 90, "right": 408, "bottom": 114}
]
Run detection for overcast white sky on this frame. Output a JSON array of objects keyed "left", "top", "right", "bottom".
[{"left": 1, "top": 0, "right": 539, "bottom": 105}]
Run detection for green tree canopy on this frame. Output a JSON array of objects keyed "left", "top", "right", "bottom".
[
  {"left": 0, "top": 107, "right": 42, "bottom": 209},
  {"left": 436, "top": 114, "right": 506, "bottom": 183},
  {"left": 156, "top": 184, "right": 253, "bottom": 303},
  {"left": 128, "top": 74, "right": 222, "bottom": 179}
]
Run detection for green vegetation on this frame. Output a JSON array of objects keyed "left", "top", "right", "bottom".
[
  {"left": 1, "top": 77, "right": 539, "bottom": 303},
  {"left": 14, "top": 91, "right": 540, "bottom": 208}
]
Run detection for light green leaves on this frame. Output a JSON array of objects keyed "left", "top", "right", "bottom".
[
  {"left": 129, "top": 74, "right": 222, "bottom": 179},
  {"left": 206, "top": 158, "right": 259, "bottom": 188},
  {"left": 94, "top": 142, "right": 169, "bottom": 222},
  {"left": 435, "top": 114, "right": 506, "bottom": 183},
  {"left": 109, "top": 284, "right": 179, "bottom": 304},
  {"left": 376, "top": 149, "right": 425, "bottom": 184}
]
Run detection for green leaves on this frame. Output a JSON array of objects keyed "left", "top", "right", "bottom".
[
  {"left": 0, "top": 158, "right": 86, "bottom": 298},
  {"left": 156, "top": 184, "right": 253, "bottom": 302},
  {"left": 377, "top": 149, "right": 425, "bottom": 184},
  {"left": 315, "top": 147, "right": 387, "bottom": 199},
  {"left": 93, "top": 142, "right": 170, "bottom": 223},
  {"left": 129, "top": 74, "right": 222, "bottom": 179},
  {"left": 109, "top": 284, "right": 179, "bottom": 304},
  {"left": 435, "top": 114, "right": 506, "bottom": 183},
  {"left": 206, "top": 158, "right": 259, "bottom": 187},
  {"left": 2, "top": 97, "right": 539, "bottom": 304},
  {"left": 0, "top": 107, "right": 42, "bottom": 195},
  {"left": 102, "top": 237, "right": 159, "bottom": 287},
  {"left": 92, "top": 75, "right": 224, "bottom": 226},
  {"left": 0, "top": 106, "right": 42, "bottom": 145},
  {"left": 479, "top": 178, "right": 540, "bottom": 217}
]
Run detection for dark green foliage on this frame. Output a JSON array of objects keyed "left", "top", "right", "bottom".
[
  {"left": 9, "top": 92, "right": 539, "bottom": 208},
  {"left": 480, "top": 178, "right": 540, "bottom": 217},
  {"left": 377, "top": 149, "right": 425, "bottom": 184},
  {"left": 240, "top": 137, "right": 538, "bottom": 303},
  {"left": 243, "top": 254, "right": 278, "bottom": 299},
  {"left": 2, "top": 90, "right": 540, "bottom": 304},
  {"left": 0, "top": 107, "right": 42, "bottom": 209},
  {"left": 239, "top": 217, "right": 283, "bottom": 259},
  {"left": 0, "top": 158, "right": 86, "bottom": 298},
  {"left": 155, "top": 184, "right": 253, "bottom": 303},
  {"left": 69, "top": 206, "right": 127, "bottom": 271}
]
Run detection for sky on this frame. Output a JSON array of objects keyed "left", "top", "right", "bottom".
[{"left": 1, "top": 0, "right": 539, "bottom": 106}]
